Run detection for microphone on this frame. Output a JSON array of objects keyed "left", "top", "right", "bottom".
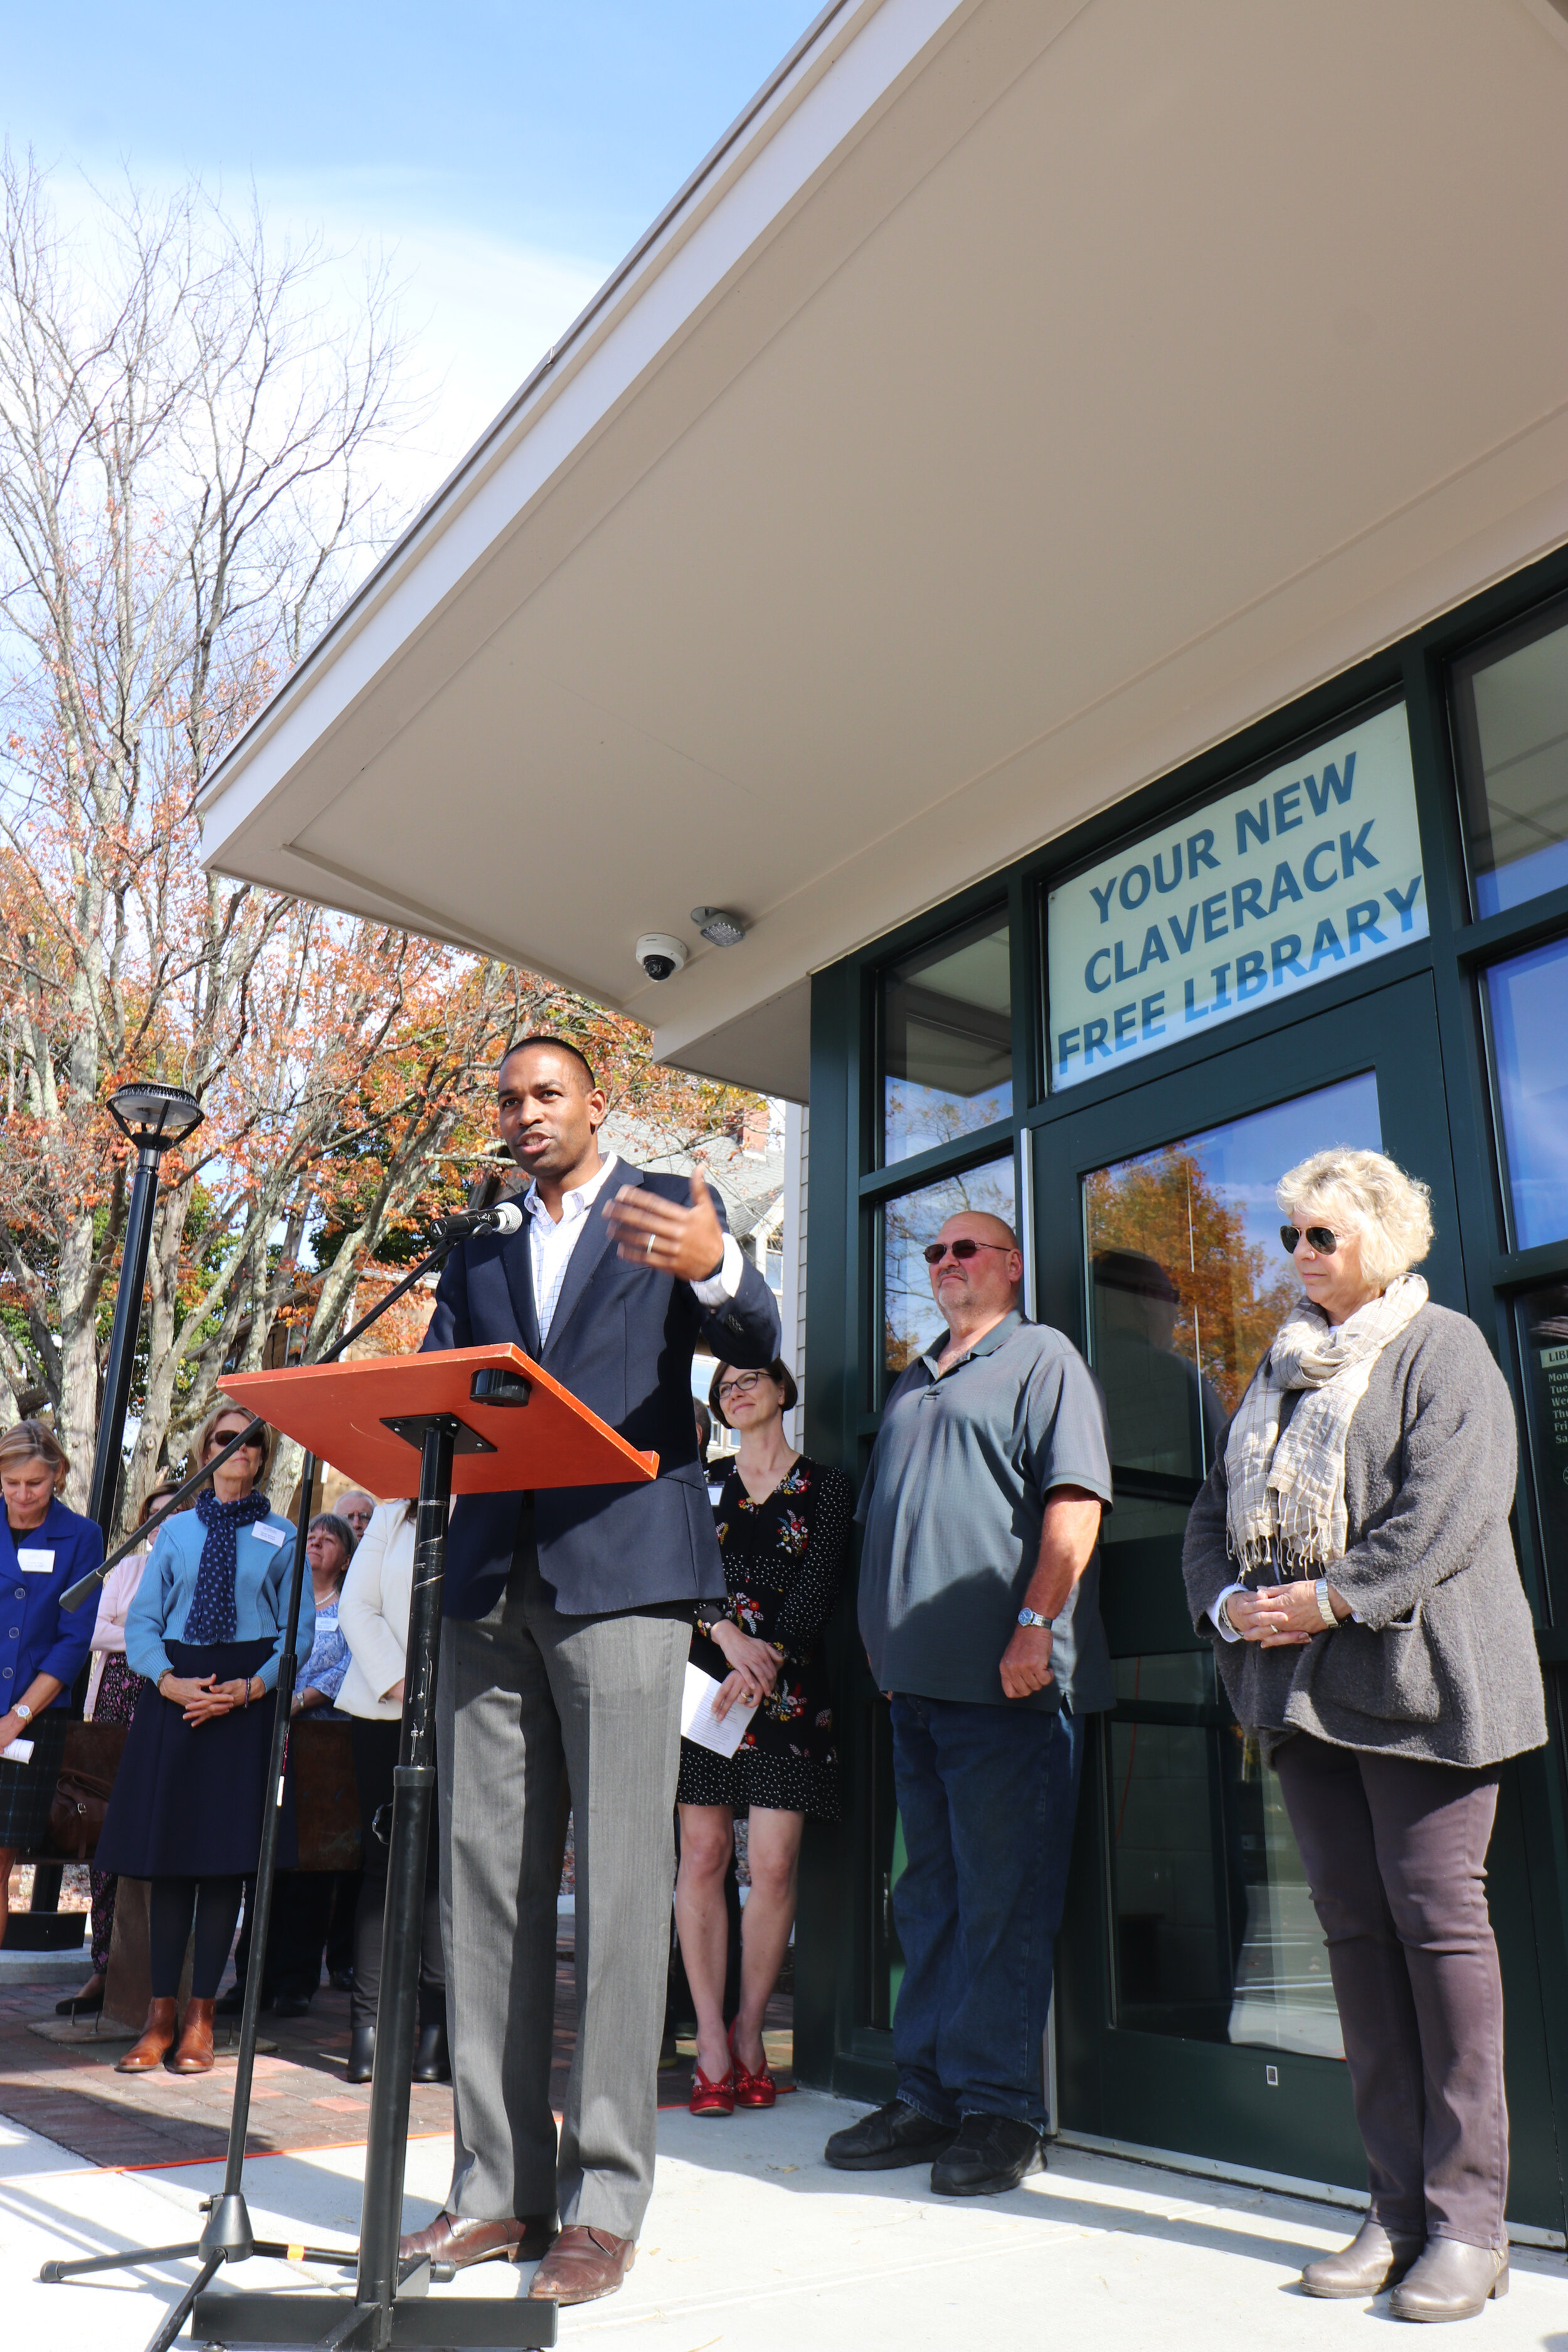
[{"left": 439, "top": 1199, "right": 526, "bottom": 1242}]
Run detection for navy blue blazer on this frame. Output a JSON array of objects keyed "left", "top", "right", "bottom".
[
  {"left": 1, "top": 1498, "right": 103, "bottom": 1711},
  {"left": 423, "top": 1164, "right": 781, "bottom": 1618}
]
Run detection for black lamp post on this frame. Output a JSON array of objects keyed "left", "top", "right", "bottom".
[{"left": 85, "top": 1081, "right": 205, "bottom": 1539}]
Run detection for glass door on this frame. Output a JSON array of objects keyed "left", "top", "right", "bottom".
[{"left": 1033, "top": 972, "right": 1465, "bottom": 2181}]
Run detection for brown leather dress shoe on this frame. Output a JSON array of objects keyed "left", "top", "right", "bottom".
[
  {"left": 397, "top": 2212, "right": 556, "bottom": 2270},
  {"left": 117, "top": 1997, "right": 179, "bottom": 2073},
  {"left": 169, "top": 1997, "right": 217, "bottom": 2074},
  {"left": 527, "top": 2223, "right": 635, "bottom": 2305}
]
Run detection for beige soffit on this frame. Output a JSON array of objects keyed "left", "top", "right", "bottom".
[{"left": 198, "top": 0, "right": 1568, "bottom": 1101}]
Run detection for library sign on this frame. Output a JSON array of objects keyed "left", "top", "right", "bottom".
[{"left": 1047, "top": 702, "right": 1428, "bottom": 1090}]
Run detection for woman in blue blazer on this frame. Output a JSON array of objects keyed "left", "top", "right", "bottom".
[
  {"left": 0, "top": 1422, "right": 102, "bottom": 1949},
  {"left": 98, "top": 1403, "right": 312, "bottom": 2075}
]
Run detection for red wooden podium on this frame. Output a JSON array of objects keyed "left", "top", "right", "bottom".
[{"left": 191, "top": 1347, "right": 655, "bottom": 2351}]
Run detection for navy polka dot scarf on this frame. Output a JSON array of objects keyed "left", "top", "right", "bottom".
[{"left": 184, "top": 1485, "right": 273, "bottom": 1644}]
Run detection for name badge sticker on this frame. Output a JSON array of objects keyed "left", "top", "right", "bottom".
[
  {"left": 252, "top": 1525, "right": 285, "bottom": 1549},
  {"left": 16, "top": 1549, "right": 55, "bottom": 1574}
]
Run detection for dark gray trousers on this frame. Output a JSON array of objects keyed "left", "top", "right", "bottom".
[
  {"left": 1274, "top": 1732, "right": 1507, "bottom": 2250},
  {"left": 435, "top": 1550, "right": 688, "bottom": 2239}
]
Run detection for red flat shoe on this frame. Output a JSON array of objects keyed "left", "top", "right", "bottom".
[
  {"left": 689, "top": 2060, "right": 735, "bottom": 2117},
  {"left": 729, "top": 2025, "right": 776, "bottom": 2110}
]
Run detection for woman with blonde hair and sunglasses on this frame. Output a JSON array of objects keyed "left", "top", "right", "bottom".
[
  {"left": 97, "top": 1404, "right": 312, "bottom": 2075},
  {"left": 675, "top": 1357, "right": 851, "bottom": 2116},
  {"left": 1184, "top": 1148, "right": 1545, "bottom": 2323}
]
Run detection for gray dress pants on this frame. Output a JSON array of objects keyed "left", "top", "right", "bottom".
[
  {"left": 1273, "top": 1731, "right": 1507, "bottom": 2251},
  {"left": 435, "top": 1542, "right": 689, "bottom": 2238}
]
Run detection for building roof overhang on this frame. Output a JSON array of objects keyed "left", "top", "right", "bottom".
[{"left": 197, "top": 0, "right": 1568, "bottom": 1101}]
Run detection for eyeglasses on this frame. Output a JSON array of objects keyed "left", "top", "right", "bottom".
[
  {"left": 922, "top": 1239, "right": 1013, "bottom": 1266},
  {"left": 716, "top": 1371, "right": 765, "bottom": 1402},
  {"left": 1279, "top": 1224, "right": 1340, "bottom": 1258}
]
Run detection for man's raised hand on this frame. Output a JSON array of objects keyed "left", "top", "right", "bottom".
[{"left": 602, "top": 1167, "right": 726, "bottom": 1283}]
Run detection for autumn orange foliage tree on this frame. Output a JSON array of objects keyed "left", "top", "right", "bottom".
[
  {"left": 1084, "top": 1146, "right": 1295, "bottom": 1413},
  {"left": 0, "top": 156, "right": 756, "bottom": 1531}
]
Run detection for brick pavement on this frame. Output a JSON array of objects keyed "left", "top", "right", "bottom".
[{"left": 0, "top": 1949, "right": 793, "bottom": 2170}]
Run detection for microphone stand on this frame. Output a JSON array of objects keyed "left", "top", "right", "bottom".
[{"left": 40, "top": 1220, "right": 553, "bottom": 2352}]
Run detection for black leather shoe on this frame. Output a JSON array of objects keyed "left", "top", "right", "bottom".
[
  {"left": 346, "top": 2025, "right": 376, "bottom": 2084},
  {"left": 272, "top": 1994, "right": 312, "bottom": 2019},
  {"left": 413, "top": 2020, "right": 450, "bottom": 2083},
  {"left": 824, "top": 2097, "right": 958, "bottom": 2171},
  {"left": 1389, "top": 2238, "right": 1509, "bottom": 2321},
  {"left": 1302, "top": 2219, "right": 1425, "bottom": 2298},
  {"left": 930, "top": 2113, "right": 1045, "bottom": 2196},
  {"left": 215, "top": 1984, "right": 245, "bottom": 2016}
]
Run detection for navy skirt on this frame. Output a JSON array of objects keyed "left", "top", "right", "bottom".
[{"left": 96, "top": 1639, "right": 297, "bottom": 1878}]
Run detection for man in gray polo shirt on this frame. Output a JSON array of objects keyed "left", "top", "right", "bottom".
[{"left": 824, "top": 1210, "right": 1112, "bottom": 2196}]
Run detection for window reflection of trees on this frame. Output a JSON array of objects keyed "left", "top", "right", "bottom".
[
  {"left": 884, "top": 1159, "right": 1016, "bottom": 1375},
  {"left": 883, "top": 1080, "right": 1013, "bottom": 1168},
  {"left": 1086, "top": 1147, "right": 1295, "bottom": 1417}
]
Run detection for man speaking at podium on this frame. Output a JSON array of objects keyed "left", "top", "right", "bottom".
[{"left": 403, "top": 1036, "right": 780, "bottom": 2306}]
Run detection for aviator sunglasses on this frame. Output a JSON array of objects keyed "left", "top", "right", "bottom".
[
  {"left": 922, "top": 1239, "right": 1013, "bottom": 1266},
  {"left": 1279, "top": 1223, "right": 1340, "bottom": 1258}
]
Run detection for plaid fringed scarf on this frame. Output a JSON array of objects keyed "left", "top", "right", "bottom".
[{"left": 1224, "top": 1273, "right": 1428, "bottom": 1578}]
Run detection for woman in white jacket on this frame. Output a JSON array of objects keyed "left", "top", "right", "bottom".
[{"left": 337, "top": 1500, "right": 448, "bottom": 2084}]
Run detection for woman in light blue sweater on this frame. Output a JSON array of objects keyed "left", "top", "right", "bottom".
[{"left": 97, "top": 1405, "right": 312, "bottom": 2075}]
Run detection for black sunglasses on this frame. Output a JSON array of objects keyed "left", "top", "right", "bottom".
[
  {"left": 923, "top": 1239, "right": 1013, "bottom": 1266},
  {"left": 1280, "top": 1224, "right": 1340, "bottom": 1257}
]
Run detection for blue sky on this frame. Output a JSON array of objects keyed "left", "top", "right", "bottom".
[{"left": 3, "top": 2, "right": 814, "bottom": 490}]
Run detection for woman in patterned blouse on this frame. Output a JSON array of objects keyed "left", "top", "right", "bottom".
[{"left": 675, "top": 1357, "right": 852, "bottom": 2114}]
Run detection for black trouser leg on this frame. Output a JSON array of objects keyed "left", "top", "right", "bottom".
[
  {"left": 350, "top": 1715, "right": 443, "bottom": 2030},
  {"left": 149, "top": 1877, "right": 199, "bottom": 1998},
  {"left": 191, "top": 1877, "right": 246, "bottom": 2000},
  {"left": 265, "top": 1870, "right": 338, "bottom": 2000}
]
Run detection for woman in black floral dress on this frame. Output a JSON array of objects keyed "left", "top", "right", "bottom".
[{"left": 675, "top": 1357, "right": 852, "bottom": 2113}]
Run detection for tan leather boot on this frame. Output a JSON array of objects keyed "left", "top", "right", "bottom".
[
  {"left": 169, "top": 1996, "right": 216, "bottom": 2074},
  {"left": 117, "top": 1996, "right": 179, "bottom": 2072}
]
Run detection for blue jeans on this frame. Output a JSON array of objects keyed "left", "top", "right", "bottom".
[{"left": 890, "top": 1695, "right": 1083, "bottom": 2132}]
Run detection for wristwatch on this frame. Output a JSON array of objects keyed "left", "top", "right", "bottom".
[
  {"left": 14, "top": 1702, "right": 33, "bottom": 1725},
  {"left": 1017, "top": 1608, "right": 1053, "bottom": 1631}
]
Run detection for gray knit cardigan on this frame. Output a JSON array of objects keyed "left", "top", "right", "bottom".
[{"left": 1182, "top": 1303, "right": 1547, "bottom": 1767}]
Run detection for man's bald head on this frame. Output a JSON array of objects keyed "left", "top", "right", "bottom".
[{"left": 948, "top": 1211, "right": 1019, "bottom": 1253}]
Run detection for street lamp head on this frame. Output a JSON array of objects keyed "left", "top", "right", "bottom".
[{"left": 107, "top": 1081, "right": 205, "bottom": 1152}]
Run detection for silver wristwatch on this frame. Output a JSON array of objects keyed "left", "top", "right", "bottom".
[{"left": 1017, "top": 1608, "right": 1053, "bottom": 1630}]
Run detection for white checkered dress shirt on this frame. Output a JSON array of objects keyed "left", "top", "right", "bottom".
[
  {"left": 524, "top": 1152, "right": 622, "bottom": 1345},
  {"left": 522, "top": 1150, "right": 743, "bottom": 1343}
]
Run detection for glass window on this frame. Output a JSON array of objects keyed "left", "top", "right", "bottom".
[
  {"left": 1486, "top": 935, "right": 1568, "bottom": 1250},
  {"left": 882, "top": 911, "right": 1012, "bottom": 1164},
  {"left": 1085, "top": 1073, "right": 1382, "bottom": 1554},
  {"left": 882, "top": 1154, "right": 1016, "bottom": 1380},
  {"left": 1110, "top": 1655, "right": 1342, "bottom": 2058},
  {"left": 1517, "top": 1285, "right": 1568, "bottom": 1611},
  {"left": 1452, "top": 599, "right": 1568, "bottom": 918}
]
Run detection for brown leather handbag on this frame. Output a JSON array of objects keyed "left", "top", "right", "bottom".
[{"left": 47, "top": 1722, "right": 129, "bottom": 1860}]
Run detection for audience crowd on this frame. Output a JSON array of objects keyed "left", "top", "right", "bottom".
[{"left": 0, "top": 1135, "right": 1541, "bottom": 2324}]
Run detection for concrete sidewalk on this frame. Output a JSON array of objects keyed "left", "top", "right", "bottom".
[{"left": 4, "top": 2090, "right": 1566, "bottom": 2348}]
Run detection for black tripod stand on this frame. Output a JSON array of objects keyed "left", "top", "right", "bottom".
[{"left": 41, "top": 1209, "right": 554, "bottom": 2351}]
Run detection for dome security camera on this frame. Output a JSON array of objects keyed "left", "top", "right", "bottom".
[{"left": 635, "top": 933, "right": 689, "bottom": 982}]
